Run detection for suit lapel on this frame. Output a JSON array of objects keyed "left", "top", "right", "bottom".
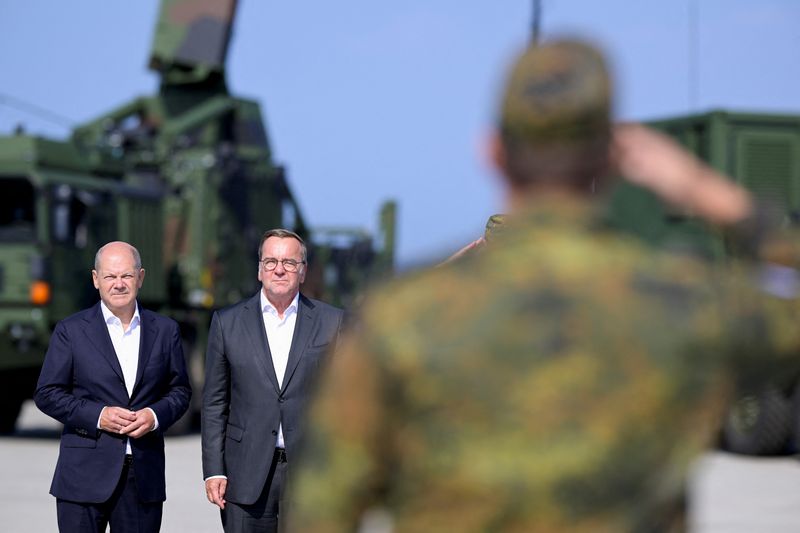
[
  {"left": 281, "top": 294, "right": 316, "bottom": 390},
  {"left": 83, "top": 303, "right": 125, "bottom": 383},
  {"left": 132, "top": 308, "right": 156, "bottom": 398},
  {"left": 243, "top": 292, "right": 281, "bottom": 393}
]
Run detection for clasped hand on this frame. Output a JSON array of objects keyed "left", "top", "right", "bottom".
[{"left": 100, "top": 406, "right": 155, "bottom": 439}]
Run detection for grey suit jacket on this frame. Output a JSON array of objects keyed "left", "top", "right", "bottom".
[{"left": 201, "top": 291, "right": 343, "bottom": 505}]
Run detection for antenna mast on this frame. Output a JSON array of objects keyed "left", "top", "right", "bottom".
[{"left": 531, "top": 0, "right": 542, "bottom": 45}]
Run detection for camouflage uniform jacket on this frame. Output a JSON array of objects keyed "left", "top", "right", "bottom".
[{"left": 287, "top": 197, "right": 800, "bottom": 533}]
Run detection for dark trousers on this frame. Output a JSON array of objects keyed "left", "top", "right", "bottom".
[
  {"left": 222, "top": 448, "right": 289, "bottom": 533},
  {"left": 56, "top": 457, "right": 163, "bottom": 533}
]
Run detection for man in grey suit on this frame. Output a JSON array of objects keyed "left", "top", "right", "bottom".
[{"left": 202, "top": 228, "right": 344, "bottom": 532}]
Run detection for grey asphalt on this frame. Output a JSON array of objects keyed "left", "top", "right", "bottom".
[
  {"left": 4, "top": 401, "right": 800, "bottom": 532},
  {"left": 1, "top": 402, "right": 219, "bottom": 533}
]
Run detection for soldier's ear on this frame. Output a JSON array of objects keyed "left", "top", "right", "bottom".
[{"left": 486, "top": 131, "right": 510, "bottom": 178}]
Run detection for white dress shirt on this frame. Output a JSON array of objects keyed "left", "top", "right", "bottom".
[
  {"left": 98, "top": 301, "right": 158, "bottom": 453},
  {"left": 260, "top": 290, "right": 299, "bottom": 449}
]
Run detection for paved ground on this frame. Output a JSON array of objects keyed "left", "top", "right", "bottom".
[
  {"left": 0, "top": 401, "right": 219, "bottom": 533},
  {"left": 689, "top": 452, "right": 800, "bottom": 532},
  {"left": 4, "top": 401, "right": 800, "bottom": 532}
]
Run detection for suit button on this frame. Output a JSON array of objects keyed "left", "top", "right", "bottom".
[
  {"left": 278, "top": 398, "right": 285, "bottom": 403},
  {"left": 272, "top": 430, "right": 278, "bottom": 436}
]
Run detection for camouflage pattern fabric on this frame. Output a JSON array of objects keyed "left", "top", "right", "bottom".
[
  {"left": 499, "top": 40, "right": 610, "bottom": 146},
  {"left": 484, "top": 213, "right": 508, "bottom": 242},
  {"left": 149, "top": 0, "right": 237, "bottom": 82},
  {"left": 286, "top": 198, "right": 799, "bottom": 533}
]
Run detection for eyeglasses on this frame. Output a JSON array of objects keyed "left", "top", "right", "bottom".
[{"left": 260, "top": 258, "right": 305, "bottom": 272}]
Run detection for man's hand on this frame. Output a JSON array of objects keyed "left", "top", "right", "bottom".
[
  {"left": 121, "top": 409, "right": 156, "bottom": 439},
  {"left": 206, "top": 478, "right": 228, "bottom": 509},
  {"left": 99, "top": 406, "right": 136, "bottom": 434},
  {"left": 439, "top": 237, "right": 485, "bottom": 266}
]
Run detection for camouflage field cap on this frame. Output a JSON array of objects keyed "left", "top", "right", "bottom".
[{"left": 499, "top": 39, "right": 611, "bottom": 145}]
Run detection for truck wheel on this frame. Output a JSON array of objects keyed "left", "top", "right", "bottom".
[
  {"left": 0, "top": 369, "right": 37, "bottom": 434},
  {"left": 0, "top": 396, "right": 25, "bottom": 434},
  {"left": 719, "top": 386, "right": 793, "bottom": 456}
]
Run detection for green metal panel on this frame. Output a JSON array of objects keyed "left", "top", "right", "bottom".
[
  {"left": 235, "top": 100, "right": 271, "bottom": 150},
  {"left": 0, "top": 244, "right": 33, "bottom": 304},
  {"left": 160, "top": 95, "right": 235, "bottom": 146},
  {"left": 609, "top": 110, "right": 800, "bottom": 259},
  {"left": 124, "top": 197, "right": 167, "bottom": 304},
  {"left": 707, "top": 111, "right": 729, "bottom": 173},
  {"left": 735, "top": 130, "right": 800, "bottom": 219},
  {"left": 0, "top": 136, "right": 36, "bottom": 166}
]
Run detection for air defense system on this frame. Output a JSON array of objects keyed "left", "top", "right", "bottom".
[{"left": 0, "top": 0, "right": 395, "bottom": 433}]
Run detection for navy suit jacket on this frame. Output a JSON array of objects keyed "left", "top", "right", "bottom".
[
  {"left": 34, "top": 303, "right": 191, "bottom": 503},
  {"left": 201, "top": 292, "right": 343, "bottom": 505}
]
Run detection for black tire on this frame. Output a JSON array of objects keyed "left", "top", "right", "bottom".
[
  {"left": 720, "top": 385, "right": 794, "bottom": 456},
  {"left": 0, "top": 368, "right": 38, "bottom": 434},
  {"left": 0, "top": 394, "right": 25, "bottom": 434}
]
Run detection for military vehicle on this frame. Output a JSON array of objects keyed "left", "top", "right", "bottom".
[
  {"left": 610, "top": 110, "right": 800, "bottom": 259},
  {"left": 0, "top": 0, "right": 395, "bottom": 433},
  {"left": 609, "top": 110, "right": 800, "bottom": 455}
]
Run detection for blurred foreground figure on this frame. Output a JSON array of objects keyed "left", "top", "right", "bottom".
[{"left": 287, "top": 40, "right": 798, "bottom": 532}]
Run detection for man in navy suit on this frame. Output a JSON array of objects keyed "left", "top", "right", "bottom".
[
  {"left": 202, "top": 228, "right": 343, "bottom": 533},
  {"left": 35, "top": 241, "right": 191, "bottom": 533}
]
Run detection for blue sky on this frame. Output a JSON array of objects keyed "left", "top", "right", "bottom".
[{"left": 1, "top": 1, "right": 799, "bottom": 267}]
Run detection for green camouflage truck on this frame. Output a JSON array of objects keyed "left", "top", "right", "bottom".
[
  {"left": 609, "top": 110, "right": 800, "bottom": 455},
  {"left": 0, "top": 0, "right": 394, "bottom": 433},
  {"left": 610, "top": 110, "right": 800, "bottom": 259}
]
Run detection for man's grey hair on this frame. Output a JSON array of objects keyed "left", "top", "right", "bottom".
[
  {"left": 257, "top": 229, "right": 307, "bottom": 263},
  {"left": 94, "top": 242, "right": 142, "bottom": 270}
]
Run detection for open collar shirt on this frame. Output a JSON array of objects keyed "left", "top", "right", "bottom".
[
  {"left": 260, "top": 290, "right": 299, "bottom": 449},
  {"left": 98, "top": 301, "right": 158, "bottom": 453}
]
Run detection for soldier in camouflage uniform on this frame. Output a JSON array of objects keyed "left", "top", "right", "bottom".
[{"left": 285, "top": 40, "right": 800, "bottom": 532}]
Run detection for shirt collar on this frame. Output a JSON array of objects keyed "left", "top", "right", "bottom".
[
  {"left": 100, "top": 300, "right": 141, "bottom": 327},
  {"left": 260, "top": 290, "right": 300, "bottom": 317}
]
